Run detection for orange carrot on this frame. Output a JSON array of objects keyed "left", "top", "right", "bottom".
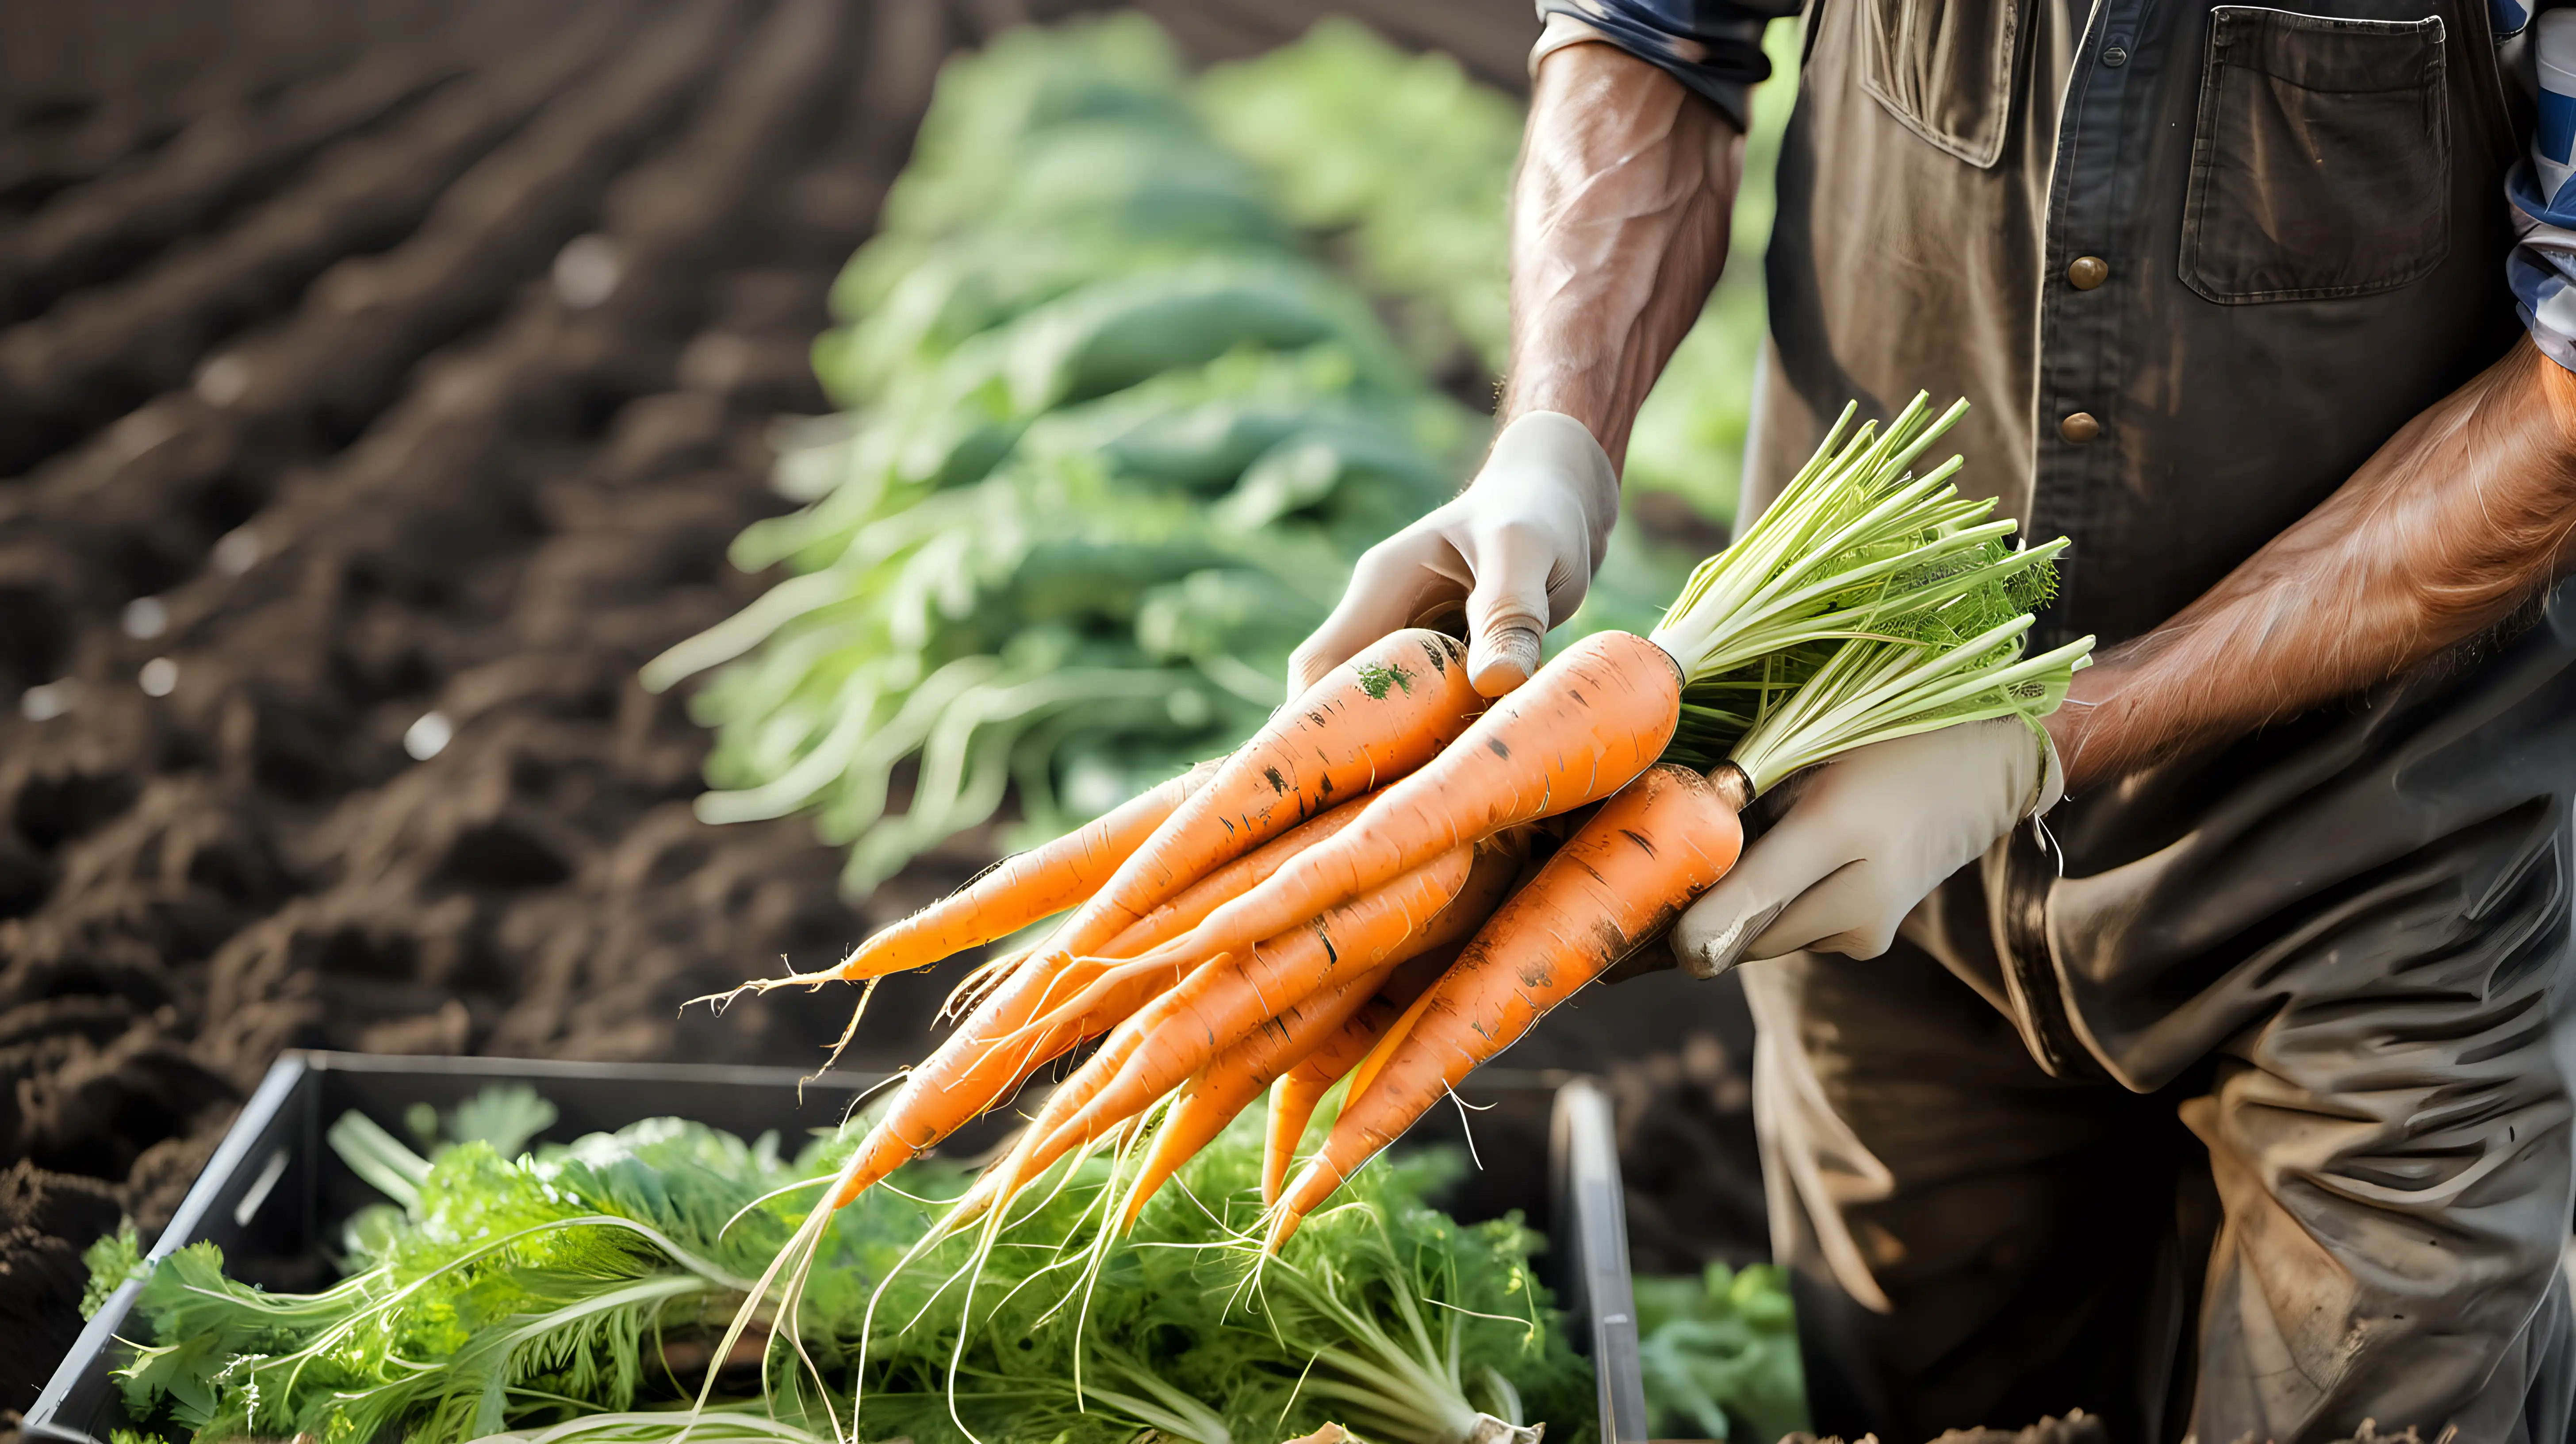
[
  {"left": 817, "top": 787, "right": 1382, "bottom": 1209},
  {"left": 908, "top": 800, "right": 1384, "bottom": 1147},
  {"left": 1109, "top": 630, "right": 1682, "bottom": 991},
  {"left": 1017, "top": 628, "right": 1481, "bottom": 976},
  {"left": 691, "top": 760, "right": 1223, "bottom": 1048},
  {"left": 935, "top": 786, "right": 1378, "bottom": 1025},
  {"left": 1110, "top": 958, "right": 1405, "bottom": 1234},
  {"left": 964, "top": 830, "right": 1526, "bottom": 1221},
  {"left": 945, "top": 853, "right": 1474, "bottom": 1227},
  {"left": 917, "top": 626, "right": 1484, "bottom": 1109},
  {"left": 906, "top": 796, "right": 1388, "bottom": 1135},
  {"left": 1113, "top": 1086, "right": 1260, "bottom": 1234},
  {"left": 1022, "top": 833, "right": 1524, "bottom": 1172},
  {"left": 1267, "top": 763, "right": 1748, "bottom": 1250},
  {"left": 826, "top": 758, "right": 1220, "bottom": 983},
  {"left": 1007, "top": 788, "right": 1381, "bottom": 1019},
  {"left": 1260, "top": 947, "right": 1453, "bottom": 1207},
  {"left": 1105, "top": 882, "right": 1507, "bottom": 1231}
]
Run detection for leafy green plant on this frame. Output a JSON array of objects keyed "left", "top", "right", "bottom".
[
  {"left": 80, "top": 1220, "right": 145, "bottom": 1320},
  {"left": 646, "top": 15, "right": 1487, "bottom": 895},
  {"left": 100, "top": 1086, "right": 1592, "bottom": 1444},
  {"left": 1197, "top": 19, "right": 1522, "bottom": 376},
  {"left": 1634, "top": 1263, "right": 1808, "bottom": 1442}
]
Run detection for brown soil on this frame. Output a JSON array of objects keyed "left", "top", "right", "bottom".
[{"left": 0, "top": 0, "right": 1770, "bottom": 1427}]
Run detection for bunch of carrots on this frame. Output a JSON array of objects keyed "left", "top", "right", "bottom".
[{"left": 702, "top": 395, "right": 2093, "bottom": 1371}]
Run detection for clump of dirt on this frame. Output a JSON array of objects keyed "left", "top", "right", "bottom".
[
  {"left": 1607, "top": 1025, "right": 1771, "bottom": 1272},
  {"left": 1790, "top": 1412, "right": 2114, "bottom": 1444}
]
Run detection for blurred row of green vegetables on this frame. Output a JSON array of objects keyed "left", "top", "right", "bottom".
[
  {"left": 646, "top": 18, "right": 1472, "bottom": 893},
  {"left": 644, "top": 13, "right": 1793, "bottom": 895}
]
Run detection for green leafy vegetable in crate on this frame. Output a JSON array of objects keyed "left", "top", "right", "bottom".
[
  {"left": 92, "top": 1087, "right": 1590, "bottom": 1444},
  {"left": 1633, "top": 1263, "right": 1809, "bottom": 1443}
]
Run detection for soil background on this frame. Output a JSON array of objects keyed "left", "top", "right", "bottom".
[{"left": 0, "top": 0, "right": 1765, "bottom": 1424}]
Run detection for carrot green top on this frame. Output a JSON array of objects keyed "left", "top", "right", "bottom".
[{"left": 1644, "top": 393, "right": 2095, "bottom": 791}]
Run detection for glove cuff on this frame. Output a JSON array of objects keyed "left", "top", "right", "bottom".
[
  {"left": 1488, "top": 410, "right": 1621, "bottom": 560},
  {"left": 2022, "top": 714, "right": 2066, "bottom": 817}
]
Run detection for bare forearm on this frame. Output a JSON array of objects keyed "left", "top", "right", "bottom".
[
  {"left": 1503, "top": 42, "right": 1744, "bottom": 468},
  {"left": 2047, "top": 338, "right": 2576, "bottom": 791}
]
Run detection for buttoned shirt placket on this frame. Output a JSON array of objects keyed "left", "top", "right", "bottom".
[{"left": 2032, "top": 0, "right": 2166, "bottom": 653}]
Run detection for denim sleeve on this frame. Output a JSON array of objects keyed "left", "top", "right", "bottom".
[
  {"left": 2509, "top": 6, "right": 2576, "bottom": 373},
  {"left": 1531, "top": 0, "right": 1801, "bottom": 133}
]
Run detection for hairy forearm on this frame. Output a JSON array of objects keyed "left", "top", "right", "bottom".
[
  {"left": 1502, "top": 42, "right": 1744, "bottom": 468},
  {"left": 2047, "top": 338, "right": 2576, "bottom": 791}
]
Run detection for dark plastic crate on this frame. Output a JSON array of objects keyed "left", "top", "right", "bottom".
[{"left": 27, "top": 1050, "right": 1649, "bottom": 1443}]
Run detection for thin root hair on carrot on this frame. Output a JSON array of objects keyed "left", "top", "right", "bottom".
[
  {"left": 805, "top": 977, "right": 884, "bottom": 1091},
  {"left": 683, "top": 956, "right": 840, "bottom": 1015}
]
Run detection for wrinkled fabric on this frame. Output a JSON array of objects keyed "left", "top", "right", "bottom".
[
  {"left": 1742, "top": 944, "right": 2211, "bottom": 1444},
  {"left": 1753, "top": 586, "right": 2576, "bottom": 1441},
  {"left": 1564, "top": 0, "right": 2576, "bottom": 399},
  {"left": 1746, "top": 922, "right": 2576, "bottom": 1444},
  {"left": 1745, "top": 0, "right": 2523, "bottom": 652},
  {"left": 1532, "top": 1, "right": 1795, "bottom": 130},
  {"left": 2031, "top": 590, "right": 2576, "bottom": 1102},
  {"left": 1555, "top": 0, "right": 2576, "bottom": 1429}
]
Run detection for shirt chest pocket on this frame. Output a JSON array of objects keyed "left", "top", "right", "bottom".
[
  {"left": 1860, "top": 0, "right": 2028, "bottom": 165},
  {"left": 2180, "top": 6, "right": 2450, "bottom": 303}
]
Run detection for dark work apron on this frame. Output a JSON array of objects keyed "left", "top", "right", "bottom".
[
  {"left": 1748, "top": 0, "right": 2546, "bottom": 1103},
  {"left": 1753, "top": 0, "right": 2526, "bottom": 652},
  {"left": 1730, "top": 0, "right": 2576, "bottom": 1432}
]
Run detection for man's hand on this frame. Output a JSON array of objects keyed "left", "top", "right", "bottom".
[
  {"left": 1286, "top": 40, "right": 1742, "bottom": 697},
  {"left": 1288, "top": 412, "right": 1618, "bottom": 696},
  {"left": 1669, "top": 719, "right": 2059, "bottom": 975}
]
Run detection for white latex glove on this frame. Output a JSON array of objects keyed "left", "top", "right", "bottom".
[
  {"left": 1669, "top": 718, "right": 2064, "bottom": 976},
  {"left": 1288, "top": 410, "right": 1619, "bottom": 697}
]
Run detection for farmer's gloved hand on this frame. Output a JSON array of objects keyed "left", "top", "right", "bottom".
[
  {"left": 1288, "top": 411, "right": 1618, "bottom": 698},
  {"left": 1668, "top": 718, "right": 2064, "bottom": 976}
]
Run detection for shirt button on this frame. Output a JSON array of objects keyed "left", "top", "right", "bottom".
[
  {"left": 2101, "top": 43, "right": 2130, "bottom": 66},
  {"left": 2059, "top": 411, "right": 2101, "bottom": 444},
  {"left": 2067, "top": 255, "right": 2109, "bottom": 289}
]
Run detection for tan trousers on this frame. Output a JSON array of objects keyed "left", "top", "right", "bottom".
[{"left": 1746, "top": 941, "right": 2576, "bottom": 1444}]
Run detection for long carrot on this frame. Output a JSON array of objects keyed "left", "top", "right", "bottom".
[
  {"left": 691, "top": 760, "right": 1222, "bottom": 1068},
  {"left": 819, "top": 791, "right": 1381, "bottom": 1210},
  {"left": 1017, "top": 627, "right": 1481, "bottom": 975},
  {"left": 1110, "top": 955, "right": 1408, "bottom": 1235},
  {"left": 1266, "top": 763, "right": 1749, "bottom": 1250},
  {"left": 962, "top": 831, "right": 1524, "bottom": 1223},
  {"left": 1260, "top": 947, "right": 1452, "bottom": 1207},
  {"left": 1028, "top": 829, "right": 1525, "bottom": 1169},
  {"left": 1103, "top": 629, "right": 1682, "bottom": 990},
  {"left": 901, "top": 624, "right": 1473, "bottom": 1088},
  {"left": 993, "top": 787, "right": 1383, "bottom": 1023},
  {"left": 823, "top": 757, "right": 1219, "bottom": 984},
  {"left": 930, "top": 794, "right": 1384, "bottom": 1097},
  {"left": 951, "top": 850, "right": 1475, "bottom": 1226},
  {"left": 934, "top": 784, "right": 1379, "bottom": 1025}
]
